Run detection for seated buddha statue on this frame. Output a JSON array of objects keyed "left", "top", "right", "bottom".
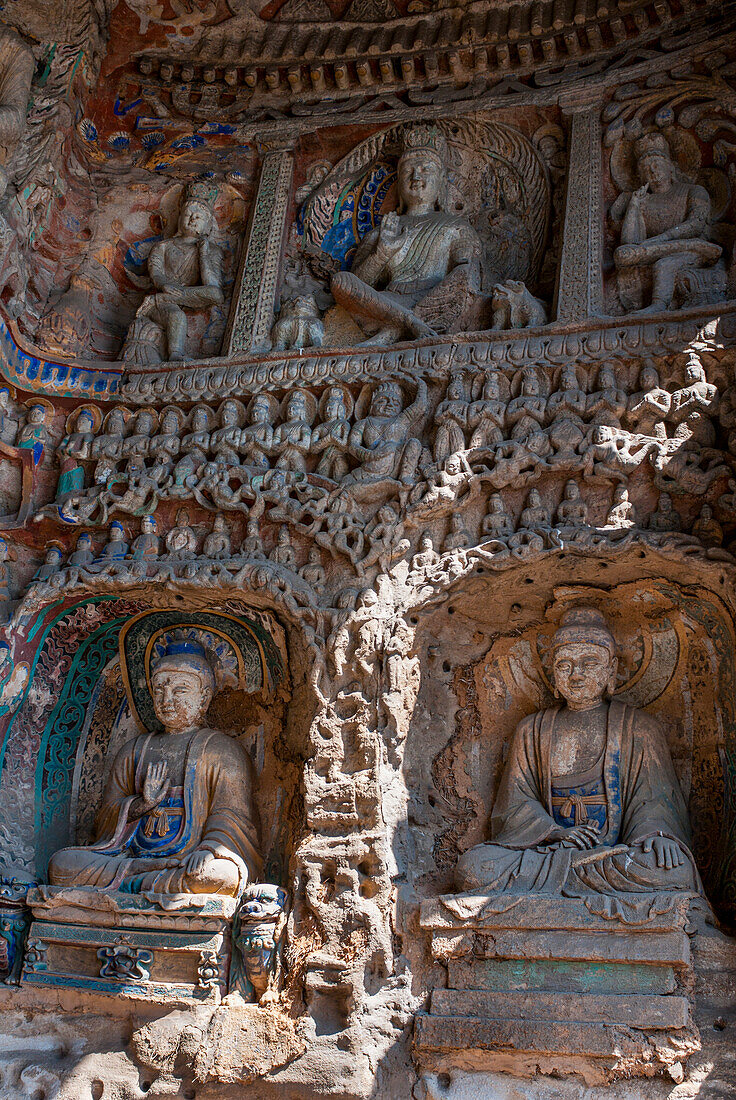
[
  {"left": 456, "top": 607, "right": 700, "bottom": 900},
  {"left": 331, "top": 124, "right": 481, "bottom": 346},
  {"left": 48, "top": 637, "right": 262, "bottom": 897}
]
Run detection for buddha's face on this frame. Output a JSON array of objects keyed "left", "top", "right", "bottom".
[
  {"left": 221, "top": 402, "right": 238, "bottom": 426},
  {"left": 326, "top": 391, "right": 345, "bottom": 419},
  {"left": 152, "top": 667, "right": 211, "bottom": 733},
  {"left": 641, "top": 368, "right": 658, "bottom": 390},
  {"left": 553, "top": 642, "right": 616, "bottom": 709},
  {"left": 142, "top": 517, "right": 156, "bottom": 534},
  {"left": 136, "top": 413, "right": 153, "bottom": 435},
  {"left": 522, "top": 376, "right": 538, "bottom": 396},
  {"left": 639, "top": 154, "right": 673, "bottom": 192},
  {"left": 484, "top": 378, "right": 500, "bottom": 399},
  {"left": 565, "top": 482, "right": 579, "bottom": 501},
  {"left": 252, "top": 398, "right": 271, "bottom": 425},
  {"left": 30, "top": 406, "right": 45, "bottom": 425},
  {"left": 162, "top": 412, "right": 178, "bottom": 433},
  {"left": 398, "top": 151, "right": 443, "bottom": 210},
  {"left": 179, "top": 201, "right": 211, "bottom": 238},
  {"left": 193, "top": 409, "right": 209, "bottom": 431},
  {"left": 447, "top": 377, "right": 465, "bottom": 400},
  {"left": 77, "top": 535, "right": 91, "bottom": 550},
  {"left": 529, "top": 490, "right": 542, "bottom": 508},
  {"left": 288, "top": 394, "right": 306, "bottom": 420}
]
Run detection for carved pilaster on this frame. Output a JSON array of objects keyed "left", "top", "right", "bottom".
[
  {"left": 223, "top": 148, "right": 294, "bottom": 355},
  {"left": 556, "top": 105, "right": 603, "bottom": 321}
]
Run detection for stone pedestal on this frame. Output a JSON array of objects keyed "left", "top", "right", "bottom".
[
  {"left": 415, "top": 894, "right": 699, "bottom": 1079},
  {"left": 20, "top": 886, "right": 236, "bottom": 1005}
]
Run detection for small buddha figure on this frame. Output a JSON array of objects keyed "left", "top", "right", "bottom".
[
  {"left": 121, "top": 409, "right": 158, "bottom": 461},
  {"left": 519, "top": 487, "right": 551, "bottom": 533},
  {"left": 32, "top": 545, "right": 63, "bottom": 585},
  {"left": 203, "top": 513, "right": 231, "bottom": 559},
  {"left": 298, "top": 546, "right": 326, "bottom": 592},
  {"left": 507, "top": 370, "right": 546, "bottom": 444},
  {"left": 331, "top": 125, "right": 481, "bottom": 345},
  {"left": 69, "top": 532, "right": 95, "bottom": 568},
  {"left": 692, "top": 503, "right": 723, "bottom": 547},
  {"left": 627, "top": 362, "right": 671, "bottom": 441},
  {"left": 649, "top": 491, "right": 680, "bottom": 532},
  {"left": 48, "top": 638, "right": 261, "bottom": 896},
  {"left": 410, "top": 531, "right": 439, "bottom": 575},
  {"left": 547, "top": 367, "right": 587, "bottom": 467},
  {"left": 92, "top": 407, "right": 129, "bottom": 481},
  {"left": 613, "top": 132, "right": 719, "bottom": 313},
  {"left": 210, "top": 400, "right": 244, "bottom": 468},
  {"left": 56, "top": 407, "right": 98, "bottom": 502},
  {"left": 456, "top": 607, "right": 700, "bottom": 899},
  {"left": 122, "top": 180, "right": 224, "bottom": 364},
  {"left": 17, "top": 401, "right": 52, "bottom": 462},
  {"left": 241, "top": 518, "right": 266, "bottom": 560},
  {"left": 587, "top": 362, "right": 627, "bottom": 429},
  {"left": 433, "top": 371, "right": 470, "bottom": 464},
  {"left": 94, "top": 522, "right": 129, "bottom": 566},
  {"left": 131, "top": 515, "right": 160, "bottom": 562},
  {"left": 173, "top": 406, "right": 212, "bottom": 488},
  {"left": 241, "top": 394, "right": 277, "bottom": 472},
  {"left": 312, "top": 386, "right": 352, "bottom": 482},
  {"left": 166, "top": 509, "right": 197, "bottom": 560},
  {"left": 273, "top": 390, "right": 314, "bottom": 475},
  {"left": 468, "top": 371, "right": 506, "bottom": 451},
  {"left": 269, "top": 525, "right": 296, "bottom": 568},
  {"left": 604, "top": 484, "right": 636, "bottom": 529},
  {"left": 443, "top": 512, "right": 470, "bottom": 552},
  {"left": 481, "top": 493, "right": 514, "bottom": 540},
  {"left": 148, "top": 407, "right": 184, "bottom": 473},
  {"left": 556, "top": 480, "right": 588, "bottom": 528}
]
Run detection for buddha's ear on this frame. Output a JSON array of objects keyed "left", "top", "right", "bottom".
[{"left": 607, "top": 655, "right": 619, "bottom": 696}]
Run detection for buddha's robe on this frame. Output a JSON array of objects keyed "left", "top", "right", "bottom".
[
  {"left": 456, "top": 700, "right": 700, "bottom": 900},
  {"left": 48, "top": 728, "right": 262, "bottom": 897}
]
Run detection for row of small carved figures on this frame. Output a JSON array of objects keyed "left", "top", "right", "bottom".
[
  {"left": 54, "top": 359, "right": 726, "bottom": 493},
  {"left": 15, "top": 484, "right": 726, "bottom": 606}
]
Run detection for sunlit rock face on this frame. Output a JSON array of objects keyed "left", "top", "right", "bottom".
[{"left": 0, "top": 0, "right": 736, "bottom": 1097}]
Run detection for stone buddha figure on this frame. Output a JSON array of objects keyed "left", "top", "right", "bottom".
[
  {"left": 613, "top": 132, "right": 720, "bottom": 314},
  {"left": 456, "top": 607, "right": 699, "bottom": 901},
  {"left": 331, "top": 124, "right": 481, "bottom": 345},
  {"left": 48, "top": 638, "right": 261, "bottom": 897}
]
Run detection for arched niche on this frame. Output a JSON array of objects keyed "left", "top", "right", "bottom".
[
  {"left": 0, "top": 589, "right": 312, "bottom": 892},
  {"left": 402, "top": 551, "right": 736, "bottom": 927}
]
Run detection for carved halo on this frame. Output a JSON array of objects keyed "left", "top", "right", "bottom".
[
  {"left": 158, "top": 405, "right": 187, "bottom": 432},
  {"left": 186, "top": 403, "right": 214, "bottom": 430},
  {"left": 246, "top": 392, "right": 279, "bottom": 424},
  {"left": 318, "top": 384, "right": 355, "bottom": 421},
  {"left": 130, "top": 406, "right": 160, "bottom": 433},
  {"left": 119, "top": 609, "right": 285, "bottom": 732},
  {"left": 22, "top": 397, "right": 54, "bottom": 421},
  {"left": 218, "top": 398, "right": 247, "bottom": 427},
  {"left": 280, "top": 387, "right": 317, "bottom": 426},
  {"left": 102, "top": 406, "right": 132, "bottom": 433},
  {"left": 65, "top": 404, "right": 103, "bottom": 435},
  {"left": 509, "top": 363, "right": 550, "bottom": 399}
]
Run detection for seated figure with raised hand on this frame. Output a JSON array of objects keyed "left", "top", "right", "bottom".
[
  {"left": 332, "top": 125, "right": 481, "bottom": 346},
  {"left": 613, "top": 132, "right": 720, "bottom": 314},
  {"left": 48, "top": 637, "right": 261, "bottom": 897},
  {"left": 456, "top": 607, "right": 699, "bottom": 901}
]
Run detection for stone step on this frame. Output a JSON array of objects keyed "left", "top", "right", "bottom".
[
  {"left": 447, "top": 957, "right": 677, "bottom": 994},
  {"left": 460, "top": 928, "right": 690, "bottom": 966},
  {"left": 429, "top": 989, "right": 690, "bottom": 1029},
  {"left": 414, "top": 1015, "right": 684, "bottom": 1058}
]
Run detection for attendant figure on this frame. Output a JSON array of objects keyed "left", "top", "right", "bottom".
[
  {"left": 69, "top": 532, "right": 95, "bottom": 567},
  {"left": 131, "top": 515, "right": 160, "bottom": 562},
  {"left": 18, "top": 401, "right": 52, "bottom": 464},
  {"left": 166, "top": 509, "right": 198, "bottom": 559},
  {"left": 692, "top": 503, "right": 723, "bottom": 547},
  {"left": 203, "top": 513, "right": 231, "bottom": 559}
]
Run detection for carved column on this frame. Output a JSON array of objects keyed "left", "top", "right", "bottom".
[
  {"left": 223, "top": 147, "right": 294, "bottom": 355},
  {"left": 555, "top": 104, "right": 603, "bottom": 321}
]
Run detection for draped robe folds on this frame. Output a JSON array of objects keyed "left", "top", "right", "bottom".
[
  {"left": 455, "top": 700, "right": 700, "bottom": 904},
  {"left": 48, "top": 729, "right": 262, "bottom": 897}
]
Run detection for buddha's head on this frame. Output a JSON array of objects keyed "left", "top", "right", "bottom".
[
  {"left": 397, "top": 125, "right": 448, "bottom": 213},
  {"left": 635, "top": 133, "right": 675, "bottom": 193},
  {"left": 151, "top": 637, "right": 216, "bottom": 734},
  {"left": 551, "top": 607, "right": 618, "bottom": 710},
  {"left": 640, "top": 363, "right": 659, "bottom": 390}
]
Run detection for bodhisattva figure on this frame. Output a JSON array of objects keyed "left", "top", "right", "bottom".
[
  {"left": 210, "top": 400, "right": 245, "bottom": 468},
  {"left": 507, "top": 370, "right": 546, "bottom": 444},
  {"left": 433, "top": 371, "right": 471, "bottom": 464},
  {"left": 613, "top": 132, "right": 720, "bottom": 314},
  {"left": 468, "top": 371, "right": 506, "bottom": 452},
  {"left": 312, "top": 386, "right": 352, "bottom": 481},
  {"left": 48, "top": 638, "right": 261, "bottom": 896},
  {"left": 149, "top": 407, "right": 184, "bottom": 473},
  {"left": 122, "top": 181, "right": 224, "bottom": 365},
  {"left": 587, "top": 363, "right": 627, "bottom": 429},
  {"left": 331, "top": 125, "right": 481, "bottom": 345},
  {"left": 455, "top": 607, "right": 700, "bottom": 900},
  {"left": 627, "top": 362, "right": 671, "bottom": 441},
  {"left": 241, "top": 394, "right": 278, "bottom": 472},
  {"left": 273, "top": 390, "right": 315, "bottom": 475}
]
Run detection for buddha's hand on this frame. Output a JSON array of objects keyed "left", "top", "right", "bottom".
[
  {"left": 375, "top": 212, "right": 406, "bottom": 260},
  {"left": 548, "top": 822, "right": 600, "bottom": 849},
  {"left": 141, "top": 761, "right": 170, "bottom": 810},
  {"left": 185, "top": 849, "right": 213, "bottom": 877},
  {"left": 630, "top": 183, "right": 650, "bottom": 206},
  {"left": 642, "top": 835, "right": 685, "bottom": 869}
]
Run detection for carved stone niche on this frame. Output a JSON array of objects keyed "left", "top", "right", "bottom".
[
  {"left": 11, "top": 597, "right": 297, "bottom": 1007},
  {"left": 405, "top": 567, "right": 736, "bottom": 1086}
]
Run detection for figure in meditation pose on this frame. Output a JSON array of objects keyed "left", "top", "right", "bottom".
[
  {"left": 48, "top": 638, "right": 261, "bottom": 896},
  {"left": 331, "top": 125, "right": 481, "bottom": 345},
  {"left": 455, "top": 607, "right": 699, "bottom": 899},
  {"left": 613, "top": 132, "right": 719, "bottom": 314},
  {"left": 122, "top": 180, "right": 224, "bottom": 364}
]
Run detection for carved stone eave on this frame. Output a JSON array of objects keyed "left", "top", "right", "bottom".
[
  {"left": 118, "top": 300, "right": 736, "bottom": 406},
  {"left": 126, "top": 0, "right": 724, "bottom": 129}
]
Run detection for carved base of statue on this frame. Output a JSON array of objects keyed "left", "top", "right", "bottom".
[{"left": 21, "top": 885, "right": 237, "bottom": 1004}]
